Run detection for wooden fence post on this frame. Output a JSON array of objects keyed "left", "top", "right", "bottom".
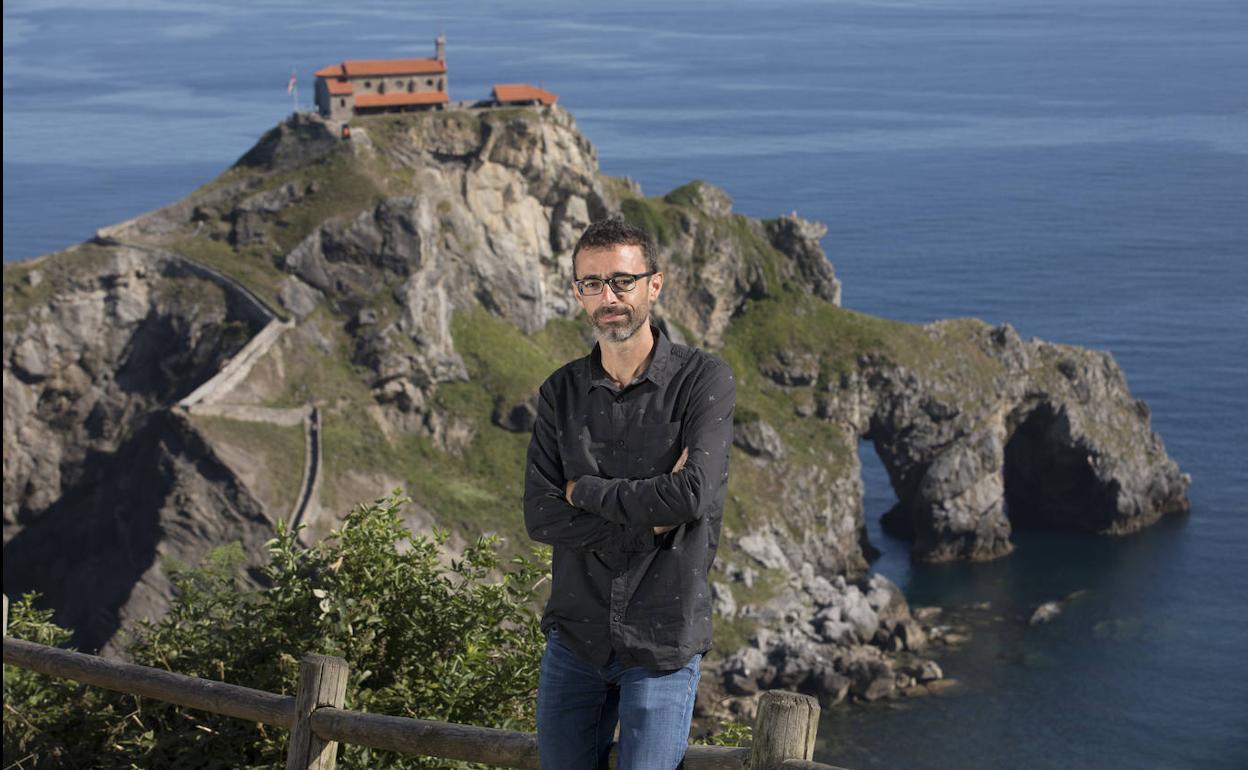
[
  {"left": 749, "top": 690, "right": 820, "bottom": 769},
  {"left": 285, "top": 654, "right": 349, "bottom": 770}
]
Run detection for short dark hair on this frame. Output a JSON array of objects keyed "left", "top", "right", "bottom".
[{"left": 571, "top": 217, "right": 659, "bottom": 276}]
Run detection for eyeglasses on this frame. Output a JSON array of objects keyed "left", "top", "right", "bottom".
[{"left": 574, "top": 271, "right": 656, "bottom": 296}]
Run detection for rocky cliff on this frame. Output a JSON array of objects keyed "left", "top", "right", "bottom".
[
  {"left": 4, "top": 247, "right": 273, "bottom": 649},
  {"left": 3, "top": 106, "right": 1189, "bottom": 704}
]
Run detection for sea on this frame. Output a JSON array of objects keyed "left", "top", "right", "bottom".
[{"left": 4, "top": 1, "right": 1246, "bottom": 767}]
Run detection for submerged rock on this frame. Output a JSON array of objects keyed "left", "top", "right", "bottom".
[{"left": 1030, "top": 602, "right": 1063, "bottom": 625}]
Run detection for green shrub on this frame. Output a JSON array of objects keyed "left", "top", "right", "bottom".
[
  {"left": 4, "top": 491, "right": 751, "bottom": 768},
  {"left": 695, "top": 720, "right": 753, "bottom": 748},
  {"left": 4, "top": 492, "right": 548, "bottom": 769},
  {"left": 3, "top": 596, "right": 145, "bottom": 768}
]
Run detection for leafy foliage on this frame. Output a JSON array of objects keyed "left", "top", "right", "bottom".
[
  {"left": 4, "top": 492, "right": 548, "bottom": 769},
  {"left": 694, "top": 720, "right": 753, "bottom": 748},
  {"left": 3, "top": 596, "right": 152, "bottom": 768},
  {"left": 4, "top": 491, "right": 752, "bottom": 768}
]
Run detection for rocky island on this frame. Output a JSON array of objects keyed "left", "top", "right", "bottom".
[{"left": 2, "top": 105, "right": 1190, "bottom": 715}]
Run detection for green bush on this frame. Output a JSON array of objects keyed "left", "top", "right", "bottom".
[
  {"left": 695, "top": 720, "right": 753, "bottom": 748},
  {"left": 4, "top": 492, "right": 548, "bottom": 769},
  {"left": 3, "top": 491, "right": 751, "bottom": 768}
]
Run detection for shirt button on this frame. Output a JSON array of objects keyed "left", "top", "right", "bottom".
[
  {"left": 613, "top": 615, "right": 622, "bottom": 622},
  {"left": 616, "top": 441, "right": 625, "bottom": 448}
]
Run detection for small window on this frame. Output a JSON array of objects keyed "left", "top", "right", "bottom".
[
  {"left": 340, "top": 98, "right": 346, "bottom": 107},
  {"left": 438, "top": 79, "right": 445, "bottom": 91},
  {"left": 379, "top": 82, "right": 386, "bottom": 94},
  {"left": 426, "top": 79, "right": 433, "bottom": 87},
  {"left": 407, "top": 80, "right": 414, "bottom": 93},
  {"left": 364, "top": 80, "right": 371, "bottom": 88}
]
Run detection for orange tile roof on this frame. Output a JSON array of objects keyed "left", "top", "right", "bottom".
[
  {"left": 315, "top": 64, "right": 344, "bottom": 78},
  {"left": 493, "top": 83, "right": 558, "bottom": 105},
  {"left": 324, "top": 79, "right": 354, "bottom": 95},
  {"left": 354, "top": 91, "right": 450, "bottom": 109},
  {"left": 343, "top": 58, "right": 445, "bottom": 77}
]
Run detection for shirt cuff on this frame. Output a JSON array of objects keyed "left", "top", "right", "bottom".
[
  {"left": 573, "top": 477, "right": 653, "bottom": 551},
  {"left": 570, "top": 475, "right": 608, "bottom": 516}
]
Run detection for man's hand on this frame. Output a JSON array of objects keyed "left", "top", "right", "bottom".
[
  {"left": 564, "top": 479, "right": 576, "bottom": 506},
  {"left": 653, "top": 448, "right": 690, "bottom": 534},
  {"left": 672, "top": 447, "right": 689, "bottom": 474}
]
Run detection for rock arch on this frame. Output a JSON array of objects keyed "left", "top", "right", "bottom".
[
  {"left": 862, "top": 335, "right": 1188, "bottom": 563},
  {"left": 1003, "top": 402, "right": 1116, "bottom": 532}
]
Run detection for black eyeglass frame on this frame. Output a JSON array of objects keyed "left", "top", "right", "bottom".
[{"left": 573, "top": 271, "right": 658, "bottom": 296}]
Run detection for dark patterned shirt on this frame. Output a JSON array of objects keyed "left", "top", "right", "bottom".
[{"left": 524, "top": 326, "right": 735, "bottom": 670}]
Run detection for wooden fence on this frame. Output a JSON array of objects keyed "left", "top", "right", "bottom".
[{"left": 1, "top": 595, "right": 848, "bottom": 769}]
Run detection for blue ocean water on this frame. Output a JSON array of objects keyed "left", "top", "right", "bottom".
[{"left": 4, "top": 1, "right": 1246, "bottom": 767}]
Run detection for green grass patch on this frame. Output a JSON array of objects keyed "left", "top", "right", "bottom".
[
  {"left": 725, "top": 214, "right": 783, "bottom": 289},
  {"left": 711, "top": 614, "right": 756, "bottom": 661},
  {"left": 730, "top": 567, "right": 788, "bottom": 606},
  {"left": 270, "top": 153, "right": 386, "bottom": 254},
  {"left": 190, "top": 414, "right": 306, "bottom": 517},
  {"left": 186, "top": 163, "right": 263, "bottom": 199},
  {"left": 400, "top": 428, "right": 530, "bottom": 544},
  {"left": 152, "top": 273, "right": 228, "bottom": 310},
  {"left": 722, "top": 292, "right": 1002, "bottom": 396},
  {"left": 450, "top": 308, "right": 589, "bottom": 409},
  {"left": 317, "top": 401, "right": 530, "bottom": 547},
  {"left": 600, "top": 175, "right": 641, "bottom": 206},
  {"left": 268, "top": 309, "right": 375, "bottom": 409},
  {"left": 662, "top": 180, "right": 706, "bottom": 208},
  {"left": 163, "top": 237, "right": 288, "bottom": 313},
  {"left": 616, "top": 181, "right": 791, "bottom": 282},
  {"left": 418, "top": 309, "right": 595, "bottom": 544},
  {"left": 620, "top": 197, "right": 686, "bottom": 247},
  {"left": 315, "top": 308, "right": 593, "bottom": 547}
]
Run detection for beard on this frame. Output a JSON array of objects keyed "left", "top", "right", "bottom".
[{"left": 591, "top": 302, "right": 648, "bottom": 343}]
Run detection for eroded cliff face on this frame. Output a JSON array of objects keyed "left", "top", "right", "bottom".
[
  {"left": 3, "top": 107, "right": 1189, "bottom": 699},
  {"left": 4, "top": 247, "right": 270, "bottom": 649}
]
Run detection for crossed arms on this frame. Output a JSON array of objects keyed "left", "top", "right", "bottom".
[{"left": 522, "top": 359, "right": 735, "bottom": 554}]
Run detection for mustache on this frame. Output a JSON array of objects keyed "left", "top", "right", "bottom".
[{"left": 593, "top": 306, "right": 632, "bottom": 323}]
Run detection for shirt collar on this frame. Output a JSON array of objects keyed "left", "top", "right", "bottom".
[{"left": 586, "top": 324, "right": 673, "bottom": 393}]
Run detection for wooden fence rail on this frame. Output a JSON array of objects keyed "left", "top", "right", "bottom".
[{"left": 2, "top": 595, "right": 848, "bottom": 770}]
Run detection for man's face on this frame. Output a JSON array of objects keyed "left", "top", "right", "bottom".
[{"left": 573, "top": 243, "right": 663, "bottom": 343}]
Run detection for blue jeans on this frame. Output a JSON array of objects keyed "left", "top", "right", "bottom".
[{"left": 536, "top": 628, "right": 702, "bottom": 770}]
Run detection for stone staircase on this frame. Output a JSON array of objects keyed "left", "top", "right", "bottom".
[{"left": 108, "top": 239, "right": 324, "bottom": 533}]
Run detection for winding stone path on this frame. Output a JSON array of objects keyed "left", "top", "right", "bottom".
[{"left": 104, "top": 239, "right": 324, "bottom": 534}]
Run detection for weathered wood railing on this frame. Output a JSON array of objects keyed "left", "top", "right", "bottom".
[{"left": 2, "top": 595, "right": 848, "bottom": 769}]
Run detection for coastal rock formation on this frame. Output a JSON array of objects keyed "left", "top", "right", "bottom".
[
  {"left": 3, "top": 103, "right": 1189, "bottom": 692},
  {"left": 866, "top": 322, "right": 1192, "bottom": 562},
  {"left": 3, "top": 247, "right": 270, "bottom": 648},
  {"left": 715, "top": 570, "right": 934, "bottom": 706}
]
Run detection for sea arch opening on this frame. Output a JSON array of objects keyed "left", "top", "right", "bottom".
[
  {"left": 857, "top": 437, "right": 909, "bottom": 584},
  {"left": 1003, "top": 403, "right": 1115, "bottom": 532}
]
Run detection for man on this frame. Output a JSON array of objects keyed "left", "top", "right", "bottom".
[{"left": 524, "top": 218, "right": 735, "bottom": 770}]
